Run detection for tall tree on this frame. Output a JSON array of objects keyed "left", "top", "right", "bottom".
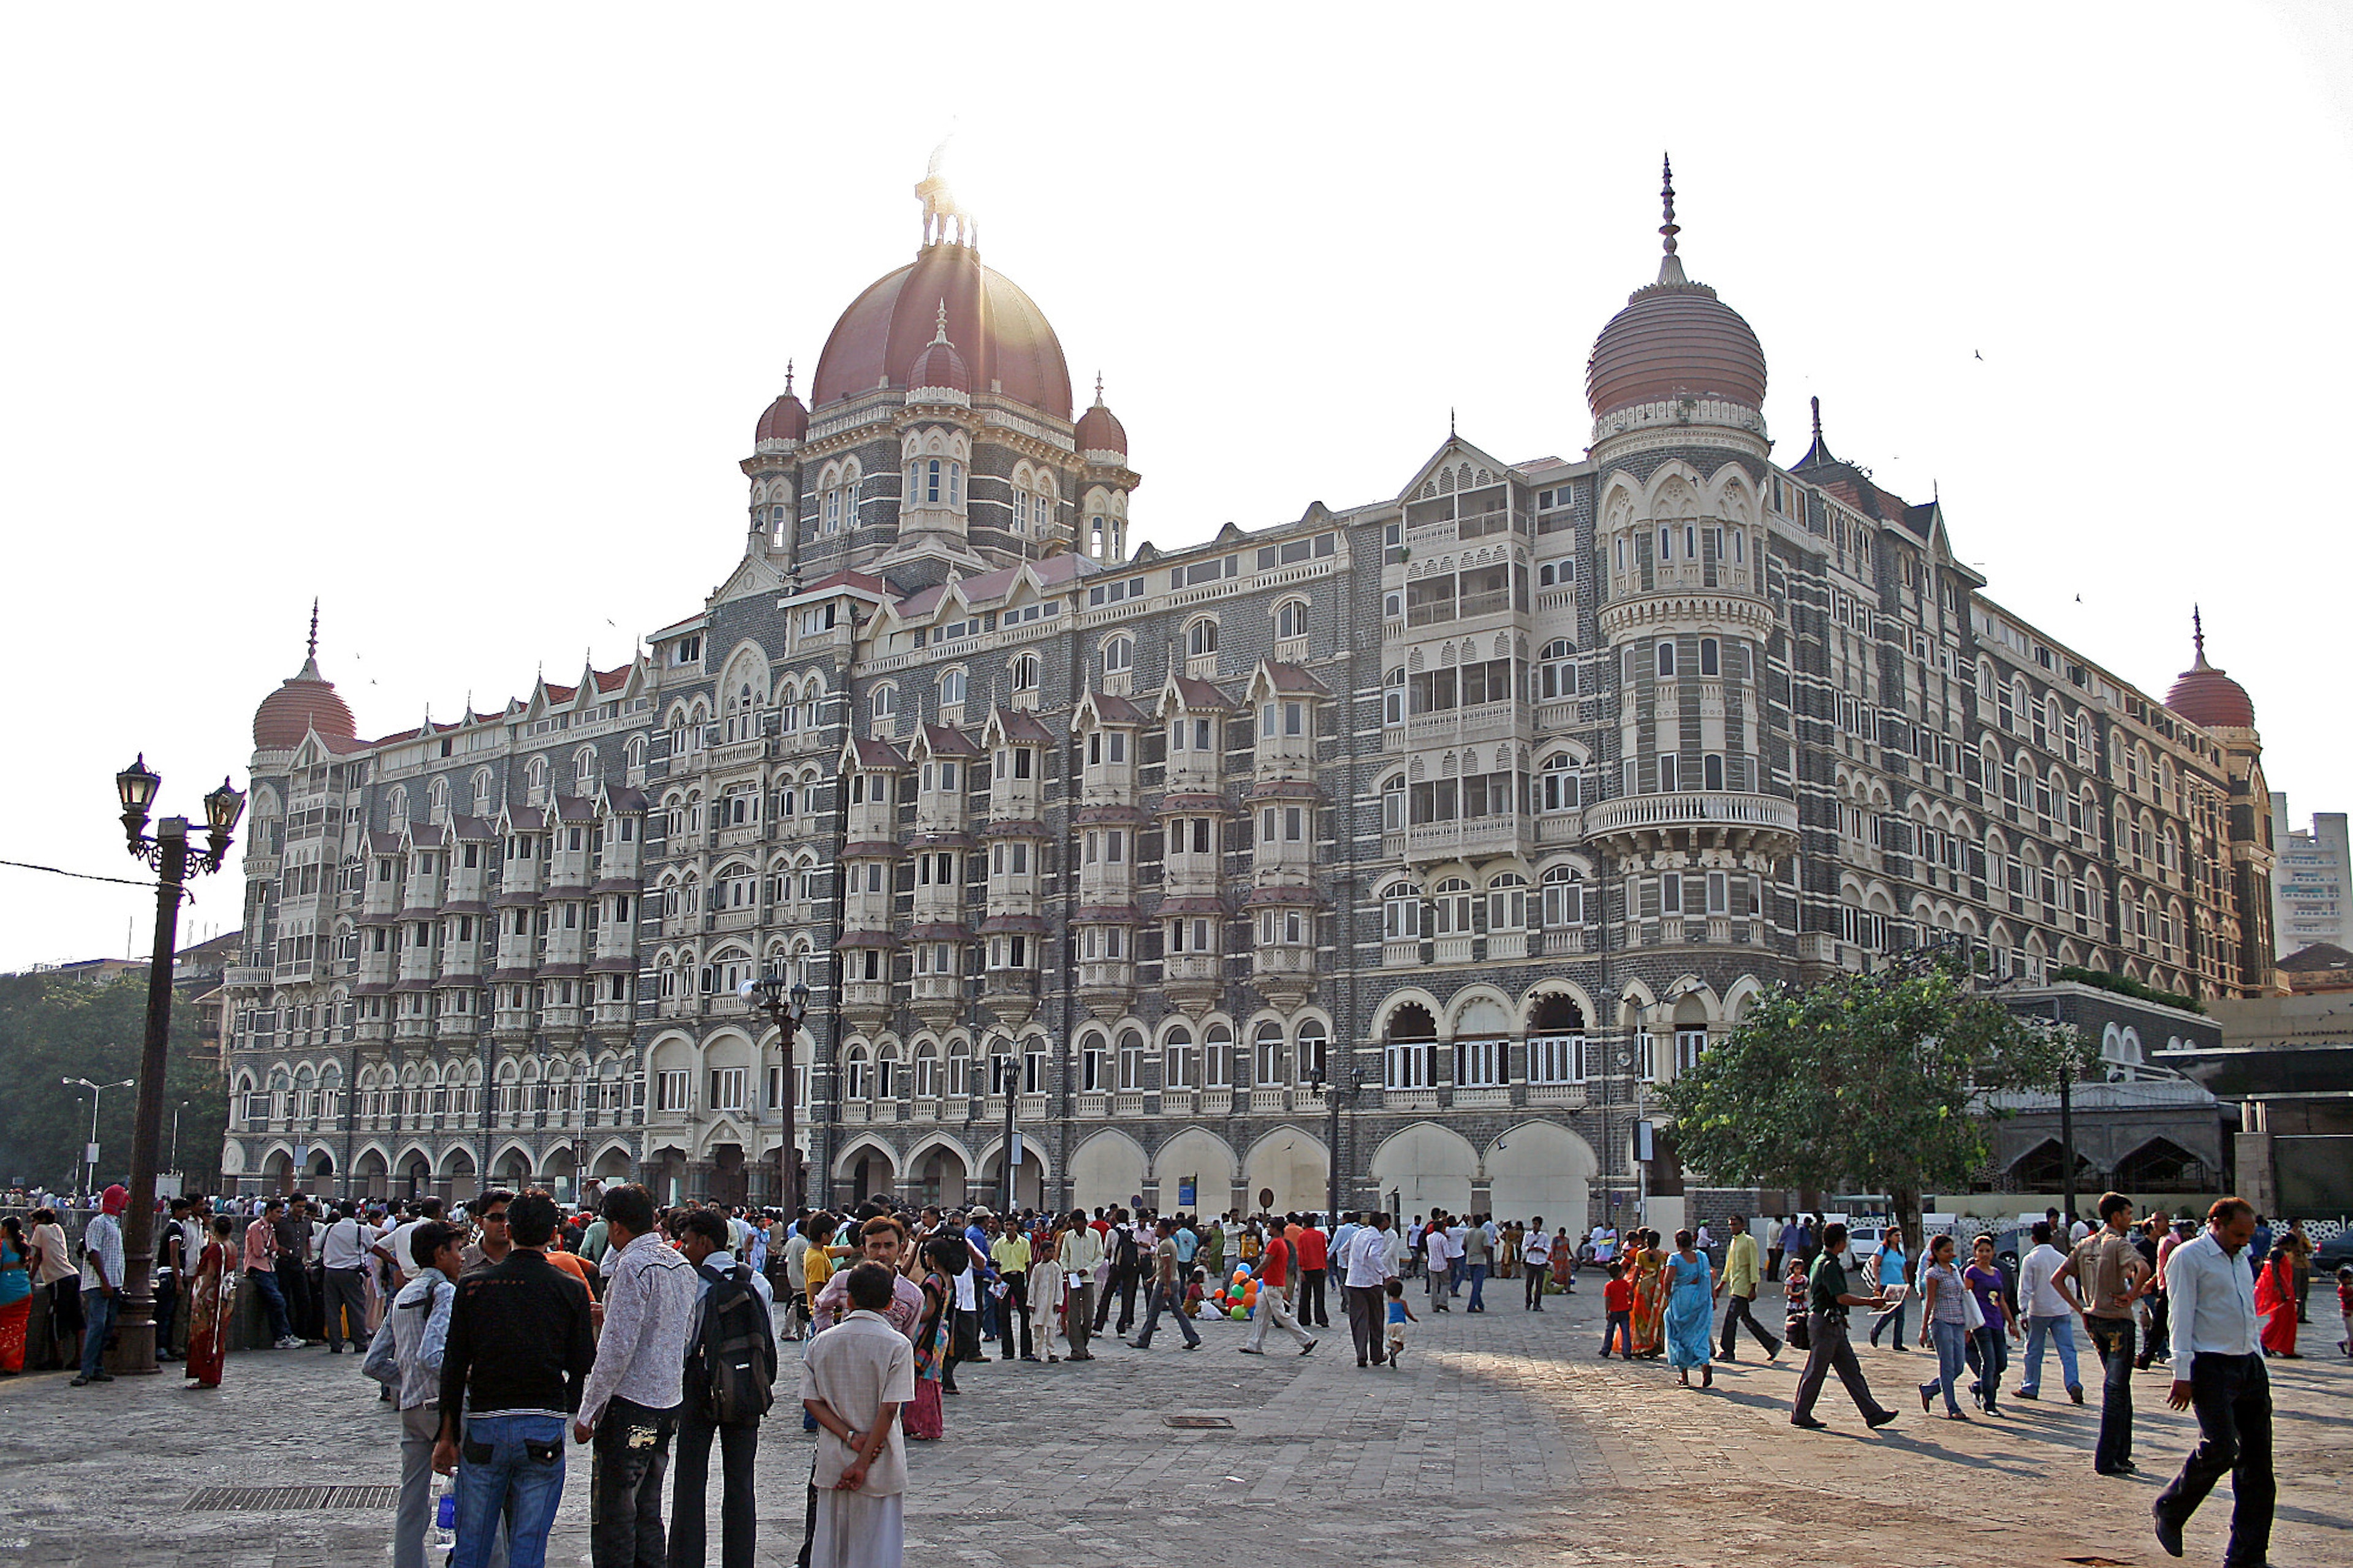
[
  {"left": 1658, "top": 959, "right": 2067, "bottom": 1257},
  {"left": 0, "top": 972, "right": 224, "bottom": 1194}
]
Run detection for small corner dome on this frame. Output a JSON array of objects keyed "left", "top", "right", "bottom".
[
  {"left": 1074, "top": 388, "right": 1127, "bottom": 458},
  {"left": 906, "top": 330, "right": 971, "bottom": 396},
  {"left": 2168, "top": 654, "right": 2256, "bottom": 730},
  {"left": 755, "top": 388, "right": 808, "bottom": 445},
  {"left": 254, "top": 656, "right": 357, "bottom": 750}
]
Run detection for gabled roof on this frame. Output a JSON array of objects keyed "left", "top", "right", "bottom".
[
  {"left": 450, "top": 814, "right": 497, "bottom": 841},
  {"left": 2280, "top": 942, "right": 2353, "bottom": 974},
  {"left": 1395, "top": 433, "right": 1519, "bottom": 506},
  {"left": 916, "top": 723, "right": 982, "bottom": 758},
  {"left": 1075, "top": 691, "right": 1150, "bottom": 727},
  {"left": 780, "top": 570, "right": 891, "bottom": 608},
  {"left": 553, "top": 794, "right": 598, "bottom": 822},
  {"left": 982, "top": 706, "right": 1057, "bottom": 746},
  {"left": 1160, "top": 675, "right": 1236, "bottom": 714},
  {"left": 1257, "top": 662, "right": 1329, "bottom": 697},
  {"left": 402, "top": 822, "right": 447, "bottom": 847},
  {"left": 846, "top": 736, "right": 908, "bottom": 768},
  {"left": 604, "top": 785, "right": 651, "bottom": 815}
]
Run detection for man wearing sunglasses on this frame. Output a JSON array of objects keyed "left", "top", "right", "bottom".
[{"left": 460, "top": 1190, "right": 515, "bottom": 1276}]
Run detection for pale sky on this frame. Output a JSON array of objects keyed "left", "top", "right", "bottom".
[{"left": 4, "top": 5, "right": 2349, "bottom": 972}]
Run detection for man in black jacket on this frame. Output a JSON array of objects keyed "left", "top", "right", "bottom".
[
  {"left": 433, "top": 1190, "right": 597, "bottom": 1568},
  {"left": 669, "top": 1208, "right": 775, "bottom": 1568}
]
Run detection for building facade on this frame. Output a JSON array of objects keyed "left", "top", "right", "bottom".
[
  {"left": 221, "top": 162, "right": 2279, "bottom": 1227},
  {"left": 2268, "top": 793, "right": 2349, "bottom": 956}
]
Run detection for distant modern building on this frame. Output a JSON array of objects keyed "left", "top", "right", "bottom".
[
  {"left": 2269, "top": 793, "right": 2350, "bottom": 956},
  {"left": 219, "top": 158, "right": 2281, "bottom": 1227}
]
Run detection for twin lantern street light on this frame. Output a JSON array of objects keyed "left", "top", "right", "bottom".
[
  {"left": 738, "top": 974, "right": 813, "bottom": 1215},
  {"left": 111, "top": 755, "right": 244, "bottom": 1376}
]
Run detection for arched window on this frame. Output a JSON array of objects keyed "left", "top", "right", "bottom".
[
  {"left": 915, "top": 1044, "right": 939, "bottom": 1098},
  {"left": 1380, "top": 774, "right": 1406, "bottom": 833},
  {"left": 1102, "top": 635, "right": 1133, "bottom": 676},
  {"left": 939, "top": 668, "right": 967, "bottom": 708},
  {"left": 1540, "top": 753, "right": 1580, "bottom": 812},
  {"left": 1117, "top": 1029, "right": 1146, "bottom": 1091},
  {"left": 1432, "top": 877, "right": 1474, "bottom": 936},
  {"left": 1186, "top": 618, "right": 1218, "bottom": 657},
  {"left": 1487, "top": 873, "right": 1528, "bottom": 931},
  {"left": 946, "top": 1037, "right": 971, "bottom": 1097},
  {"left": 1297, "top": 1019, "right": 1328, "bottom": 1083},
  {"left": 1204, "top": 1022, "right": 1233, "bottom": 1088},
  {"left": 871, "top": 684, "right": 895, "bottom": 721},
  {"left": 1165, "top": 1026, "right": 1197, "bottom": 1089},
  {"left": 845, "top": 1047, "right": 871, "bottom": 1100},
  {"left": 1383, "top": 667, "right": 1406, "bottom": 727},
  {"left": 1254, "top": 1020, "right": 1286, "bottom": 1085},
  {"left": 1079, "top": 1032, "right": 1108, "bottom": 1093},
  {"left": 1382, "top": 879, "right": 1422, "bottom": 941},
  {"left": 1275, "top": 599, "right": 1308, "bottom": 640},
  {"left": 1541, "top": 865, "right": 1585, "bottom": 926},
  {"left": 1011, "top": 653, "right": 1039, "bottom": 692},
  {"left": 1540, "top": 639, "right": 1576, "bottom": 700}
]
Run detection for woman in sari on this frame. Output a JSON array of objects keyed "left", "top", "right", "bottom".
[
  {"left": 2256, "top": 1241, "right": 2300, "bottom": 1358},
  {"left": 1630, "top": 1230, "right": 1669, "bottom": 1357},
  {"left": 903, "top": 1237, "right": 957, "bottom": 1441},
  {"left": 0, "top": 1217, "right": 31, "bottom": 1374},
  {"left": 1662, "top": 1229, "right": 1719, "bottom": 1388},
  {"left": 184, "top": 1214, "right": 238, "bottom": 1388}
]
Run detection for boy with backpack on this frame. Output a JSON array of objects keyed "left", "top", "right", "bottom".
[{"left": 669, "top": 1208, "right": 776, "bottom": 1568}]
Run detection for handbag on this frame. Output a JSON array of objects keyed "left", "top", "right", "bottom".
[{"left": 1960, "top": 1273, "right": 1987, "bottom": 1332}]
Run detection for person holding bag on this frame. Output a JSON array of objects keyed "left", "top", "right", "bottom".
[
  {"left": 1917, "top": 1234, "right": 1974, "bottom": 1419},
  {"left": 1962, "top": 1232, "right": 2018, "bottom": 1413}
]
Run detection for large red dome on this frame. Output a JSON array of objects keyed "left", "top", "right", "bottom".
[
  {"left": 811, "top": 242, "right": 1072, "bottom": 419},
  {"left": 1586, "top": 279, "right": 1767, "bottom": 421},
  {"left": 254, "top": 656, "right": 357, "bottom": 750}
]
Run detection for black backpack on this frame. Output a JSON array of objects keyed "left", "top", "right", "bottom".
[
  {"left": 1113, "top": 1227, "right": 1140, "bottom": 1273},
  {"left": 694, "top": 1261, "right": 776, "bottom": 1426}
]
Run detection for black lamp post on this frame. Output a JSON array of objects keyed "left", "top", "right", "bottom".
[
  {"left": 1312, "top": 1066, "right": 1363, "bottom": 1222},
  {"left": 114, "top": 755, "right": 244, "bottom": 1374},
  {"left": 741, "top": 973, "right": 812, "bottom": 1214}
]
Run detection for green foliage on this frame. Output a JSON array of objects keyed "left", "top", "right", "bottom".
[
  {"left": 1658, "top": 965, "right": 2055, "bottom": 1206},
  {"left": 0, "top": 972, "right": 224, "bottom": 1191},
  {"left": 2052, "top": 964, "right": 2205, "bottom": 1015}
]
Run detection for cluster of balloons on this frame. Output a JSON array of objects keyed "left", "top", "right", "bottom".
[{"left": 1208, "top": 1265, "right": 1262, "bottom": 1320}]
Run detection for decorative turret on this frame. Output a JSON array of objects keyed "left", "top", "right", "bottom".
[
  {"left": 2167, "top": 608, "right": 2257, "bottom": 731},
  {"left": 252, "top": 601, "right": 358, "bottom": 752}
]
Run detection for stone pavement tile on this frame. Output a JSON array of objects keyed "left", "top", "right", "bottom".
[{"left": 0, "top": 1288, "right": 2347, "bottom": 1566}]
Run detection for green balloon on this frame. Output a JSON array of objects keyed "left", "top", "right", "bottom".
[{"left": 1230, "top": 1305, "right": 1248, "bottom": 1320}]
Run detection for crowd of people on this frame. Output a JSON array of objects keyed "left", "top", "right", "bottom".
[{"left": 6, "top": 1181, "right": 2335, "bottom": 1568}]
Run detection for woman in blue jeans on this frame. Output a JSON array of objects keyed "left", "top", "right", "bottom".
[
  {"left": 1961, "top": 1233, "right": 2017, "bottom": 1414},
  {"left": 1915, "top": 1235, "right": 1971, "bottom": 1419},
  {"left": 1866, "top": 1226, "right": 1910, "bottom": 1348}
]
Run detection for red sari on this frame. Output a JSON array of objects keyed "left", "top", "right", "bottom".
[
  {"left": 2256, "top": 1254, "right": 2297, "bottom": 1356},
  {"left": 184, "top": 1239, "right": 232, "bottom": 1387},
  {"left": 0, "top": 1238, "right": 29, "bottom": 1373}
]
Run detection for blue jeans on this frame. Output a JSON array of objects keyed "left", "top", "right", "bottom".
[
  {"left": 2020, "top": 1312, "right": 2082, "bottom": 1396},
  {"left": 246, "top": 1266, "right": 292, "bottom": 1341},
  {"left": 78, "top": 1289, "right": 118, "bottom": 1379},
  {"left": 1920, "top": 1320, "right": 1969, "bottom": 1414},
  {"left": 455, "top": 1413, "right": 567, "bottom": 1568},
  {"left": 1466, "top": 1264, "right": 1488, "bottom": 1310},
  {"left": 1133, "top": 1283, "right": 1200, "bottom": 1347},
  {"left": 2086, "top": 1315, "right": 2137, "bottom": 1471},
  {"left": 1970, "top": 1325, "right": 2009, "bottom": 1409},
  {"left": 1869, "top": 1295, "right": 1908, "bottom": 1344}
]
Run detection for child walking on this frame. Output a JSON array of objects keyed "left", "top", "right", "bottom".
[
  {"left": 1599, "top": 1261, "right": 1634, "bottom": 1358},
  {"left": 1383, "top": 1278, "right": 1418, "bottom": 1366}
]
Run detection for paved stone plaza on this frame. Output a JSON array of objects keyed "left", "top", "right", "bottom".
[{"left": 1, "top": 1281, "right": 2344, "bottom": 1567}]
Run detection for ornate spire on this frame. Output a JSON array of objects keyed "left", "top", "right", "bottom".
[
  {"left": 1810, "top": 395, "right": 1822, "bottom": 444},
  {"left": 306, "top": 597, "right": 319, "bottom": 662},
  {"left": 2193, "top": 605, "right": 2209, "bottom": 668},
  {"left": 1094, "top": 369, "right": 1105, "bottom": 405},
  {"left": 933, "top": 298, "right": 950, "bottom": 343},
  {"left": 784, "top": 358, "right": 794, "bottom": 395},
  {"left": 1657, "top": 153, "right": 1687, "bottom": 286}
]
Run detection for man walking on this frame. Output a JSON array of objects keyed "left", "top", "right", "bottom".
[
  {"left": 1057, "top": 1211, "right": 1102, "bottom": 1363},
  {"left": 1716, "top": 1214, "right": 1780, "bottom": 1362},
  {"left": 2151, "top": 1198, "right": 2272, "bottom": 1567},
  {"left": 1790, "top": 1222, "right": 1900, "bottom": 1431},
  {"left": 1460, "top": 1214, "right": 1491, "bottom": 1312},
  {"left": 2014, "top": 1221, "right": 2084, "bottom": 1404},
  {"left": 1127, "top": 1219, "right": 1200, "bottom": 1351},
  {"left": 434, "top": 1191, "right": 597, "bottom": 1568},
  {"left": 1096, "top": 1211, "right": 1142, "bottom": 1337},
  {"left": 1423, "top": 1214, "right": 1455, "bottom": 1312},
  {"left": 1238, "top": 1220, "right": 1315, "bottom": 1357},
  {"left": 575, "top": 1184, "right": 699, "bottom": 1568},
  {"left": 1522, "top": 1218, "right": 1552, "bottom": 1311},
  {"left": 244, "top": 1197, "right": 303, "bottom": 1350},
  {"left": 2053, "top": 1190, "right": 2151, "bottom": 1477},
  {"left": 670, "top": 1208, "right": 775, "bottom": 1568},
  {"left": 70, "top": 1184, "right": 127, "bottom": 1387},
  {"left": 988, "top": 1219, "right": 1034, "bottom": 1362},
  {"left": 1339, "top": 1213, "right": 1396, "bottom": 1368}
]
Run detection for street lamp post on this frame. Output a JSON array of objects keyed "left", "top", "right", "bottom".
[
  {"left": 741, "top": 974, "right": 812, "bottom": 1215},
  {"left": 1312, "top": 1066, "right": 1362, "bottom": 1222},
  {"left": 169, "top": 1100, "right": 191, "bottom": 1180},
  {"left": 64, "top": 1077, "right": 135, "bottom": 1197},
  {"left": 112, "top": 756, "right": 244, "bottom": 1374}
]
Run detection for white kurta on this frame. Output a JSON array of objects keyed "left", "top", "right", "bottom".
[{"left": 809, "top": 1489, "right": 904, "bottom": 1568}]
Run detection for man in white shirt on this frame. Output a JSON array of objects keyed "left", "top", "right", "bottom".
[
  {"left": 1339, "top": 1213, "right": 1398, "bottom": 1368},
  {"left": 1522, "top": 1219, "right": 1554, "bottom": 1312},
  {"left": 2014, "top": 1221, "right": 2084, "bottom": 1404},
  {"left": 2151, "top": 1197, "right": 2269, "bottom": 1567},
  {"left": 1423, "top": 1217, "right": 1454, "bottom": 1312},
  {"left": 320, "top": 1204, "right": 374, "bottom": 1352},
  {"left": 1056, "top": 1211, "right": 1103, "bottom": 1363}
]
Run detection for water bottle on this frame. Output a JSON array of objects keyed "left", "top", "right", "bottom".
[{"left": 434, "top": 1487, "right": 457, "bottom": 1566}]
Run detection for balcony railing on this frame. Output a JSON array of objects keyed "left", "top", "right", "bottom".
[{"left": 1584, "top": 792, "right": 1799, "bottom": 838}]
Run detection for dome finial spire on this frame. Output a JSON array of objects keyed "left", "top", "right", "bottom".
[
  {"left": 1810, "top": 395, "right": 1822, "bottom": 443},
  {"left": 784, "top": 358, "right": 794, "bottom": 395},
  {"left": 1657, "top": 153, "right": 1687, "bottom": 285},
  {"left": 2193, "top": 604, "right": 2208, "bottom": 667},
  {"left": 306, "top": 597, "right": 319, "bottom": 662},
  {"left": 1094, "top": 369, "right": 1104, "bottom": 405},
  {"left": 933, "top": 298, "right": 950, "bottom": 344}
]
